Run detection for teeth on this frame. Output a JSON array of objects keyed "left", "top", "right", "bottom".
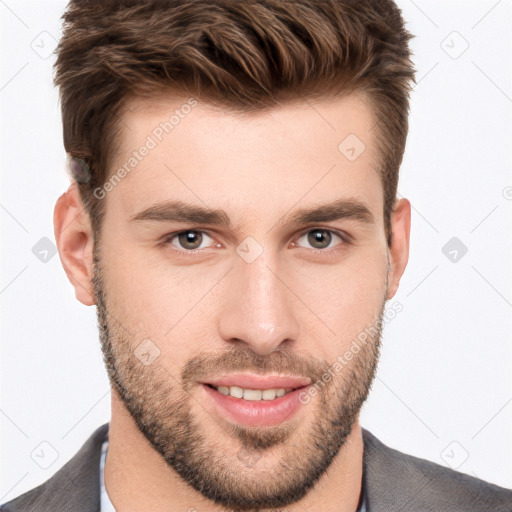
[
  {"left": 215, "top": 385, "right": 291, "bottom": 400},
  {"left": 243, "top": 389, "right": 261, "bottom": 401}
]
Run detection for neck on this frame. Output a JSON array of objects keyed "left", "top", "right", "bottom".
[{"left": 105, "top": 393, "right": 364, "bottom": 512}]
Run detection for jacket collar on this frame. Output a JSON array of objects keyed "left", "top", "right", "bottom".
[
  {"left": 361, "top": 427, "right": 446, "bottom": 512},
  {"left": 0, "top": 423, "right": 437, "bottom": 512}
]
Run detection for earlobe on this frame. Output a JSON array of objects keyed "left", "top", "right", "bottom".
[
  {"left": 53, "top": 182, "right": 96, "bottom": 306},
  {"left": 386, "top": 198, "right": 411, "bottom": 300}
]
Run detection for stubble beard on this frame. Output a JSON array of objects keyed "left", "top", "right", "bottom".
[{"left": 92, "top": 244, "right": 387, "bottom": 511}]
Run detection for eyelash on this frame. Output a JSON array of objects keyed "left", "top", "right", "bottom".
[{"left": 160, "top": 228, "right": 352, "bottom": 258}]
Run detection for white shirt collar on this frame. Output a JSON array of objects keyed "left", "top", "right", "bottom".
[{"left": 99, "top": 439, "right": 116, "bottom": 511}]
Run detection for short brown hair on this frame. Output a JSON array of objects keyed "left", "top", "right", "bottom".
[{"left": 54, "top": 0, "right": 415, "bottom": 245}]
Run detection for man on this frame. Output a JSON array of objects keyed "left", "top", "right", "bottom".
[{"left": 2, "top": 0, "right": 511, "bottom": 511}]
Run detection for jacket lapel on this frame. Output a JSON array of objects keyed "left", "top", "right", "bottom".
[
  {"left": 362, "top": 428, "right": 446, "bottom": 512},
  {"left": 1, "top": 423, "right": 109, "bottom": 512}
]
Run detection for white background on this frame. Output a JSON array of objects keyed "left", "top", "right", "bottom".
[{"left": 1, "top": 0, "right": 511, "bottom": 502}]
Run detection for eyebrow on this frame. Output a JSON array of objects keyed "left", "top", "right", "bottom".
[{"left": 129, "top": 198, "right": 374, "bottom": 228}]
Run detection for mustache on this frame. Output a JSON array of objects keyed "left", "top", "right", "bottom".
[{"left": 181, "top": 347, "right": 331, "bottom": 389}]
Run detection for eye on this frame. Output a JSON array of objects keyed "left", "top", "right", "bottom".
[
  {"left": 162, "top": 230, "right": 218, "bottom": 252},
  {"left": 161, "top": 227, "right": 350, "bottom": 257},
  {"left": 293, "top": 228, "right": 347, "bottom": 251}
]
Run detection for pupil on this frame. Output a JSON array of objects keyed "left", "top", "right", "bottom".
[
  {"left": 309, "top": 229, "right": 330, "bottom": 249},
  {"left": 180, "top": 231, "right": 201, "bottom": 249}
]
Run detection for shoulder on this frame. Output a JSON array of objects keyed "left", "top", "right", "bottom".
[
  {"left": 1, "top": 423, "right": 109, "bottom": 512},
  {"left": 362, "top": 428, "right": 512, "bottom": 512}
]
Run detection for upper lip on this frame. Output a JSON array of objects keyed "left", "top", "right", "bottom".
[{"left": 200, "top": 374, "right": 312, "bottom": 390}]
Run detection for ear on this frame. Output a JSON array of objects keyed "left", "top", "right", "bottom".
[
  {"left": 386, "top": 198, "right": 411, "bottom": 300},
  {"left": 53, "top": 182, "right": 96, "bottom": 306}
]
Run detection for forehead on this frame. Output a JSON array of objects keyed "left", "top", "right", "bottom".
[{"left": 108, "top": 91, "right": 383, "bottom": 225}]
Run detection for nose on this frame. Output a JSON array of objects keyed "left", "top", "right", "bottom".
[{"left": 216, "top": 254, "right": 300, "bottom": 356}]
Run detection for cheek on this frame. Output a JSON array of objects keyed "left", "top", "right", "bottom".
[
  {"left": 96, "top": 233, "right": 171, "bottom": 335},
  {"left": 99, "top": 243, "right": 222, "bottom": 347},
  {"left": 293, "top": 249, "right": 388, "bottom": 347}
]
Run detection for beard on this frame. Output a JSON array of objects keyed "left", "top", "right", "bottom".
[{"left": 92, "top": 243, "right": 388, "bottom": 512}]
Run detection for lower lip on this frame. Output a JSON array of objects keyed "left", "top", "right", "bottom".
[{"left": 202, "top": 384, "right": 309, "bottom": 427}]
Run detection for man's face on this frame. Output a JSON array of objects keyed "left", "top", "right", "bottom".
[{"left": 92, "top": 93, "right": 395, "bottom": 510}]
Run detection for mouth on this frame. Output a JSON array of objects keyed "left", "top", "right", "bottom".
[
  {"left": 203, "top": 383, "right": 306, "bottom": 401},
  {"left": 200, "top": 380, "right": 312, "bottom": 427}
]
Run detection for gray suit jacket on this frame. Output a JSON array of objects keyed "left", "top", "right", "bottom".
[{"left": 2, "top": 423, "right": 511, "bottom": 511}]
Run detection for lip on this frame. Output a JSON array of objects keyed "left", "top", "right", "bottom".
[
  {"left": 199, "top": 373, "right": 312, "bottom": 390},
  {"left": 202, "top": 383, "right": 310, "bottom": 427}
]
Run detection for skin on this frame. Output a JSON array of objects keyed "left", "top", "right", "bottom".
[{"left": 54, "top": 92, "right": 410, "bottom": 512}]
